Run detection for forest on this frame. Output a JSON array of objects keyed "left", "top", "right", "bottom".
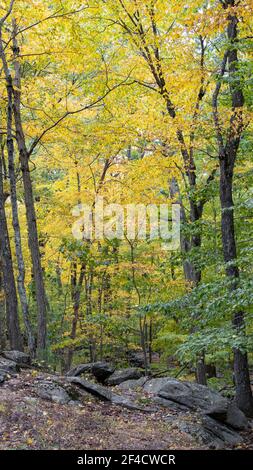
[{"left": 0, "top": 0, "right": 253, "bottom": 453}]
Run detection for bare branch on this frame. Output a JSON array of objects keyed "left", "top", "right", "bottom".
[
  {"left": 212, "top": 51, "right": 229, "bottom": 158},
  {"left": 27, "top": 78, "right": 135, "bottom": 157},
  {"left": 15, "top": 6, "right": 89, "bottom": 36},
  {"left": 0, "top": 0, "right": 15, "bottom": 26}
]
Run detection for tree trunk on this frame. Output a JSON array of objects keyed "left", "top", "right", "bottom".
[
  {"left": 0, "top": 260, "right": 6, "bottom": 349},
  {"left": 219, "top": 160, "right": 253, "bottom": 416},
  {"left": 169, "top": 177, "right": 206, "bottom": 384},
  {"left": 12, "top": 25, "right": 48, "bottom": 353},
  {"left": 3, "top": 65, "right": 35, "bottom": 356},
  {"left": 213, "top": 1, "right": 253, "bottom": 417},
  {"left": 65, "top": 262, "right": 86, "bottom": 371},
  {"left": 196, "top": 352, "right": 207, "bottom": 386},
  {"left": 0, "top": 156, "right": 23, "bottom": 351}
]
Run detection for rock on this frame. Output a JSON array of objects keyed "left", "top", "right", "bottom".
[
  {"left": 127, "top": 350, "right": 146, "bottom": 368},
  {"left": 2, "top": 350, "right": 30, "bottom": 366},
  {"left": 117, "top": 375, "right": 248, "bottom": 432},
  {"left": 153, "top": 396, "right": 190, "bottom": 412},
  {"left": 34, "top": 380, "right": 72, "bottom": 404},
  {"left": 205, "top": 401, "right": 228, "bottom": 419},
  {"left": 143, "top": 378, "right": 172, "bottom": 395},
  {"left": 0, "top": 357, "right": 19, "bottom": 373},
  {"left": 0, "top": 373, "right": 6, "bottom": 384},
  {"left": 118, "top": 377, "right": 148, "bottom": 391},
  {"left": 106, "top": 368, "right": 143, "bottom": 386},
  {"left": 35, "top": 375, "right": 84, "bottom": 402},
  {"left": 23, "top": 397, "right": 38, "bottom": 405},
  {"left": 91, "top": 362, "right": 115, "bottom": 383},
  {"left": 225, "top": 403, "right": 248, "bottom": 430},
  {"left": 175, "top": 415, "right": 242, "bottom": 449},
  {"left": 68, "top": 377, "right": 112, "bottom": 400},
  {"left": 156, "top": 378, "right": 248, "bottom": 431},
  {"left": 204, "top": 399, "right": 248, "bottom": 430},
  {"left": 65, "top": 363, "right": 94, "bottom": 377},
  {"left": 150, "top": 352, "right": 160, "bottom": 364},
  {"left": 68, "top": 377, "right": 151, "bottom": 412},
  {"left": 66, "top": 361, "right": 116, "bottom": 382},
  {"left": 201, "top": 416, "right": 243, "bottom": 448},
  {"left": 158, "top": 379, "right": 228, "bottom": 413},
  {"left": 0, "top": 368, "right": 12, "bottom": 383},
  {"left": 68, "top": 400, "right": 83, "bottom": 407}
]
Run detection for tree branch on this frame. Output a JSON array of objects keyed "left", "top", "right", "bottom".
[
  {"left": 0, "top": 0, "right": 15, "bottom": 26},
  {"left": 27, "top": 78, "right": 134, "bottom": 157},
  {"left": 212, "top": 51, "right": 229, "bottom": 158}
]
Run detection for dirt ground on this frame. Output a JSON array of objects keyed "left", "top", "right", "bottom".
[{"left": 0, "top": 371, "right": 206, "bottom": 450}]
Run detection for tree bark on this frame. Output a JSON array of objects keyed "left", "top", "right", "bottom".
[
  {"left": 219, "top": 159, "right": 253, "bottom": 416},
  {"left": 12, "top": 22, "right": 48, "bottom": 352},
  {"left": 0, "top": 260, "right": 6, "bottom": 349},
  {"left": 169, "top": 177, "right": 206, "bottom": 384},
  {"left": 0, "top": 155, "right": 23, "bottom": 351},
  {"left": 196, "top": 352, "right": 207, "bottom": 386},
  {"left": 5, "top": 71, "right": 35, "bottom": 356},
  {"left": 65, "top": 262, "right": 86, "bottom": 371},
  {"left": 214, "top": 0, "right": 253, "bottom": 416},
  {"left": 169, "top": 177, "right": 201, "bottom": 282}
]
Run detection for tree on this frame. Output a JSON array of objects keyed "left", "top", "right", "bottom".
[
  {"left": 0, "top": 148, "right": 23, "bottom": 351},
  {"left": 99, "top": 0, "right": 222, "bottom": 383},
  {"left": 0, "top": 20, "right": 35, "bottom": 355},
  {"left": 212, "top": 0, "right": 253, "bottom": 416}
]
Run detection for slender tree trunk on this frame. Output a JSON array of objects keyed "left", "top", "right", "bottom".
[
  {"left": 65, "top": 262, "right": 85, "bottom": 371},
  {"left": 196, "top": 352, "right": 207, "bottom": 386},
  {"left": 0, "top": 156, "right": 23, "bottom": 351},
  {"left": 8, "top": 138, "right": 35, "bottom": 357},
  {"left": 5, "top": 73, "right": 35, "bottom": 356},
  {"left": 55, "top": 258, "right": 63, "bottom": 294},
  {"left": 12, "top": 22, "right": 48, "bottom": 352},
  {"left": 169, "top": 177, "right": 207, "bottom": 384},
  {"left": 169, "top": 178, "right": 199, "bottom": 282},
  {"left": 0, "top": 260, "right": 6, "bottom": 349},
  {"left": 85, "top": 269, "right": 96, "bottom": 362},
  {"left": 149, "top": 319, "right": 153, "bottom": 365}
]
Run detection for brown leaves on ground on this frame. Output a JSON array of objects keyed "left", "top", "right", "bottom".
[{"left": 0, "top": 371, "right": 200, "bottom": 450}]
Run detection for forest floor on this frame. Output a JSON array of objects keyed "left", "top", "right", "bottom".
[
  {"left": 0, "top": 370, "right": 202, "bottom": 450},
  {"left": 0, "top": 371, "right": 252, "bottom": 450}
]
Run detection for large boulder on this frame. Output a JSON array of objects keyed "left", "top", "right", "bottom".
[
  {"left": 175, "top": 415, "right": 243, "bottom": 449},
  {"left": 91, "top": 362, "right": 115, "bottom": 383},
  {"left": 0, "top": 357, "right": 19, "bottom": 373},
  {"left": 2, "top": 350, "right": 30, "bottom": 366},
  {"left": 34, "top": 379, "right": 72, "bottom": 405},
  {"left": 143, "top": 378, "right": 173, "bottom": 395},
  {"left": 155, "top": 378, "right": 247, "bottom": 431},
  {"left": 118, "top": 377, "right": 148, "bottom": 391},
  {"left": 106, "top": 368, "right": 143, "bottom": 386},
  {"left": 153, "top": 396, "right": 190, "bottom": 412},
  {"left": 68, "top": 377, "right": 151, "bottom": 412},
  {"left": 204, "top": 400, "right": 248, "bottom": 429},
  {"left": 158, "top": 379, "right": 228, "bottom": 413},
  {"left": 65, "top": 363, "right": 94, "bottom": 377},
  {"left": 114, "top": 375, "right": 248, "bottom": 432},
  {"left": 225, "top": 403, "right": 249, "bottom": 430}
]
